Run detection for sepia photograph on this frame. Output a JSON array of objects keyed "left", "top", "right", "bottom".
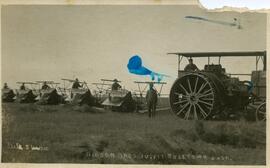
[{"left": 1, "top": 2, "right": 267, "bottom": 165}]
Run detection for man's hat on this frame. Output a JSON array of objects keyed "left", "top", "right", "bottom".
[{"left": 113, "top": 79, "right": 118, "bottom": 82}]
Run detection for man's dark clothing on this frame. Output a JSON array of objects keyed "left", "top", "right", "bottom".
[
  {"left": 72, "top": 81, "right": 81, "bottom": 89},
  {"left": 41, "top": 84, "right": 50, "bottom": 90},
  {"left": 184, "top": 63, "right": 199, "bottom": 71},
  {"left": 20, "top": 85, "right": 26, "bottom": 90},
  {"left": 112, "top": 82, "right": 121, "bottom": 91},
  {"left": 146, "top": 88, "right": 158, "bottom": 118}
]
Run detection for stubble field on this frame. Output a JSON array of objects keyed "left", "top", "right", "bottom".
[{"left": 1, "top": 99, "right": 266, "bottom": 165}]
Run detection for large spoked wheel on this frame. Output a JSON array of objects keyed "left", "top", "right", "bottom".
[
  {"left": 170, "top": 74, "right": 215, "bottom": 120},
  {"left": 256, "top": 102, "right": 266, "bottom": 122}
]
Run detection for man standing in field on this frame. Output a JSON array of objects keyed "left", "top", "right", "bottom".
[{"left": 146, "top": 83, "right": 158, "bottom": 118}]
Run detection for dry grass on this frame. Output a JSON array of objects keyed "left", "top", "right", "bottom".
[{"left": 1, "top": 102, "right": 266, "bottom": 165}]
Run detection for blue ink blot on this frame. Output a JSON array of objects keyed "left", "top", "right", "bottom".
[{"left": 127, "top": 55, "right": 168, "bottom": 82}]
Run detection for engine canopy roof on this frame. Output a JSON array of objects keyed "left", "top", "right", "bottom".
[{"left": 167, "top": 51, "right": 266, "bottom": 57}]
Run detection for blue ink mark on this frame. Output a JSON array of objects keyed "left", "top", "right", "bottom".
[
  {"left": 244, "top": 81, "right": 254, "bottom": 94},
  {"left": 127, "top": 55, "right": 168, "bottom": 82}
]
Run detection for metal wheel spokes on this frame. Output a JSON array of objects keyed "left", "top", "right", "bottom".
[
  {"left": 256, "top": 102, "right": 266, "bottom": 122},
  {"left": 170, "top": 74, "right": 215, "bottom": 120}
]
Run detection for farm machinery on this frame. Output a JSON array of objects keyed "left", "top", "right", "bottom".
[
  {"left": 60, "top": 78, "right": 94, "bottom": 106},
  {"left": 2, "top": 79, "right": 95, "bottom": 106},
  {"left": 168, "top": 51, "right": 266, "bottom": 121},
  {"left": 100, "top": 79, "right": 136, "bottom": 112},
  {"left": 95, "top": 79, "right": 169, "bottom": 113},
  {"left": 15, "top": 82, "right": 39, "bottom": 103},
  {"left": 36, "top": 81, "right": 64, "bottom": 105},
  {"left": 92, "top": 80, "right": 112, "bottom": 106},
  {"left": 2, "top": 87, "right": 15, "bottom": 102}
]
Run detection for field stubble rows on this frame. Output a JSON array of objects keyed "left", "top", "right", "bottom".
[{"left": 1, "top": 102, "right": 266, "bottom": 165}]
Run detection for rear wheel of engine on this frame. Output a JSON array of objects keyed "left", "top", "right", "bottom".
[
  {"left": 170, "top": 74, "right": 215, "bottom": 120},
  {"left": 256, "top": 102, "right": 266, "bottom": 122}
]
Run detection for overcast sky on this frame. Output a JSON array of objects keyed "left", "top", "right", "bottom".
[{"left": 1, "top": 5, "right": 267, "bottom": 94}]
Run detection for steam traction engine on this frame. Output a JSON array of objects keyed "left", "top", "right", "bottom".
[{"left": 168, "top": 51, "right": 266, "bottom": 120}]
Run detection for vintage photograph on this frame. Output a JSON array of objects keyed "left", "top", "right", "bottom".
[{"left": 1, "top": 4, "right": 267, "bottom": 165}]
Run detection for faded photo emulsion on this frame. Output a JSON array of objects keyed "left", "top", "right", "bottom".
[{"left": 1, "top": 4, "right": 267, "bottom": 165}]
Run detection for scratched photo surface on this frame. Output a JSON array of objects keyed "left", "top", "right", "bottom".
[{"left": 1, "top": 5, "right": 267, "bottom": 164}]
